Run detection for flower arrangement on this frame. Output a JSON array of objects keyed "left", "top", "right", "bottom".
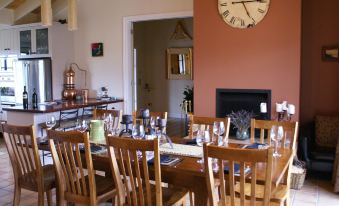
[{"left": 228, "top": 110, "right": 255, "bottom": 135}]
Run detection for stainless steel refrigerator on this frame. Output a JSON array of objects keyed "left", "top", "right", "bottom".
[{"left": 16, "top": 58, "right": 53, "bottom": 105}]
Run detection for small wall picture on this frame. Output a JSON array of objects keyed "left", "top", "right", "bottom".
[
  {"left": 91, "top": 43, "right": 104, "bottom": 57},
  {"left": 322, "top": 46, "right": 339, "bottom": 61}
]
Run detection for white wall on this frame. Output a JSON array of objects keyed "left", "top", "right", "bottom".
[
  {"left": 134, "top": 18, "right": 193, "bottom": 118},
  {"left": 73, "top": 0, "right": 193, "bottom": 112},
  {"left": 50, "top": 24, "right": 75, "bottom": 100}
]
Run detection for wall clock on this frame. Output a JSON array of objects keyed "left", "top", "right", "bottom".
[{"left": 218, "top": 0, "right": 270, "bottom": 29}]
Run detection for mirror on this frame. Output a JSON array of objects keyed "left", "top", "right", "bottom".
[{"left": 167, "top": 48, "right": 193, "bottom": 80}]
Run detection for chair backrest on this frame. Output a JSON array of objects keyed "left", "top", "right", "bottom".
[
  {"left": 204, "top": 144, "right": 274, "bottom": 206},
  {"left": 106, "top": 136, "right": 162, "bottom": 206},
  {"left": 188, "top": 115, "right": 231, "bottom": 140},
  {"left": 59, "top": 109, "right": 79, "bottom": 127},
  {"left": 82, "top": 106, "right": 94, "bottom": 117},
  {"left": 250, "top": 119, "right": 299, "bottom": 149},
  {"left": 96, "top": 104, "right": 108, "bottom": 110},
  {"left": 93, "top": 109, "right": 122, "bottom": 130},
  {"left": 48, "top": 130, "right": 96, "bottom": 204},
  {"left": 2, "top": 124, "right": 43, "bottom": 188},
  {"left": 132, "top": 111, "right": 168, "bottom": 124}
]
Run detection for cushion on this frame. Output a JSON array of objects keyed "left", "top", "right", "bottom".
[{"left": 315, "top": 116, "right": 339, "bottom": 148}]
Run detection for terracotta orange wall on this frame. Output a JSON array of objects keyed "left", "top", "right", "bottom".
[
  {"left": 301, "top": 0, "right": 339, "bottom": 125},
  {"left": 194, "top": 0, "right": 301, "bottom": 118}
]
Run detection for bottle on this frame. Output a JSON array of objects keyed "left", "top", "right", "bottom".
[
  {"left": 32, "top": 88, "right": 38, "bottom": 109},
  {"left": 23, "top": 86, "right": 28, "bottom": 109}
]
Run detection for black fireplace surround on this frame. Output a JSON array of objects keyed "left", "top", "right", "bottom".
[{"left": 216, "top": 89, "right": 271, "bottom": 136}]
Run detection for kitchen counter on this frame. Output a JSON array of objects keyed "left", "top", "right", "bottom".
[
  {"left": 3, "top": 98, "right": 123, "bottom": 113},
  {"left": 3, "top": 98, "right": 124, "bottom": 136}
]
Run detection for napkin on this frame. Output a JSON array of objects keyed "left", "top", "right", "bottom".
[
  {"left": 148, "top": 155, "right": 181, "bottom": 166},
  {"left": 245, "top": 143, "right": 269, "bottom": 149}
]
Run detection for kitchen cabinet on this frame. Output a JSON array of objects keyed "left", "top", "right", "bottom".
[
  {"left": 19, "top": 28, "right": 50, "bottom": 57},
  {"left": 0, "top": 29, "right": 19, "bottom": 56}
]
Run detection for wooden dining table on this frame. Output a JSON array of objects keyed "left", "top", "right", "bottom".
[{"left": 38, "top": 137, "right": 293, "bottom": 206}]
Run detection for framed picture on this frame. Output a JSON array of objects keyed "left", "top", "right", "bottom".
[
  {"left": 322, "top": 46, "right": 339, "bottom": 61},
  {"left": 91, "top": 43, "right": 104, "bottom": 57}
]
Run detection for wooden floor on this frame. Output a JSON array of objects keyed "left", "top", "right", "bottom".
[{"left": 1, "top": 125, "right": 339, "bottom": 205}]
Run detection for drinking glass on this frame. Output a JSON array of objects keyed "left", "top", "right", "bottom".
[
  {"left": 132, "top": 124, "right": 145, "bottom": 139},
  {"left": 45, "top": 115, "right": 56, "bottom": 130},
  {"left": 270, "top": 125, "right": 280, "bottom": 157},
  {"left": 275, "top": 126, "right": 284, "bottom": 157},
  {"left": 78, "top": 120, "right": 88, "bottom": 133},
  {"left": 218, "top": 121, "right": 226, "bottom": 146},
  {"left": 213, "top": 121, "right": 220, "bottom": 144},
  {"left": 196, "top": 129, "right": 205, "bottom": 147}
]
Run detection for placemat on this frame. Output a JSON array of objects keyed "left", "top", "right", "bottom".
[{"left": 160, "top": 143, "right": 203, "bottom": 158}]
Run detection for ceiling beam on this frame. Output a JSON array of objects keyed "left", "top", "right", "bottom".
[
  {"left": 0, "top": 8, "right": 14, "bottom": 25},
  {"left": 52, "top": 0, "right": 67, "bottom": 19},
  {"left": 0, "top": 0, "right": 14, "bottom": 10},
  {"left": 14, "top": 0, "right": 40, "bottom": 22}
]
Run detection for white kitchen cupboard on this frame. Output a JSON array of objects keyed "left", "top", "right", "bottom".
[{"left": 0, "top": 29, "right": 19, "bottom": 56}]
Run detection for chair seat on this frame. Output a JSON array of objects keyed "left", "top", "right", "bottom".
[
  {"left": 19, "top": 164, "right": 55, "bottom": 192},
  {"left": 235, "top": 182, "right": 288, "bottom": 203},
  {"left": 65, "top": 174, "right": 116, "bottom": 203},
  {"left": 129, "top": 184, "right": 188, "bottom": 206},
  {"left": 218, "top": 196, "right": 281, "bottom": 206}
]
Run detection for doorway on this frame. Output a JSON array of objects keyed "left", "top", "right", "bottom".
[
  {"left": 133, "top": 17, "right": 193, "bottom": 119},
  {"left": 122, "top": 11, "right": 193, "bottom": 115}
]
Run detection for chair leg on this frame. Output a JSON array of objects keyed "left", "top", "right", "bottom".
[
  {"left": 284, "top": 193, "right": 290, "bottom": 206},
  {"left": 46, "top": 190, "right": 53, "bottom": 206},
  {"left": 37, "top": 190, "right": 44, "bottom": 206},
  {"left": 13, "top": 184, "right": 21, "bottom": 206},
  {"left": 189, "top": 191, "right": 194, "bottom": 205}
]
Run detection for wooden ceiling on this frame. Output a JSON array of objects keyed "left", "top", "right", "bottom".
[{"left": 0, "top": 0, "right": 66, "bottom": 26}]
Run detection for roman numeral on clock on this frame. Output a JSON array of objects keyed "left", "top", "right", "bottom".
[
  {"left": 240, "top": 19, "right": 245, "bottom": 26},
  {"left": 223, "top": 10, "right": 230, "bottom": 18},
  {"left": 258, "top": 8, "right": 265, "bottom": 13},
  {"left": 230, "top": 17, "right": 236, "bottom": 24},
  {"left": 220, "top": 3, "right": 227, "bottom": 6}
]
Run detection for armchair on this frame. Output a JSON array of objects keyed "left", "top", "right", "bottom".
[{"left": 299, "top": 116, "right": 337, "bottom": 173}]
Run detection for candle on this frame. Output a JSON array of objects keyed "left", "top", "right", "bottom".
[
  {"left": 260, "top": 102, "right": 267, "bottom": 113},
  {"left": 276, "top": 103, "right": 283, "bottom": 112},
  {"left": 288, "top": 104, "right": 295, "bottom": 115},
  {"left": 282, "top": 101, "right": 288, "bottom": 111}
]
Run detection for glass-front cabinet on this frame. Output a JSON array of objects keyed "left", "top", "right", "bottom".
[
  {"left": 19, "top": 30, "right": 31, "bottom": 55},
  {"left": 19, "top": 28, "right": 49, "bottom": 57}
]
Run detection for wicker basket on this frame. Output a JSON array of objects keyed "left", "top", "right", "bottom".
[{"left": 290, "top": 162, "right": 306, "bottom": 190}]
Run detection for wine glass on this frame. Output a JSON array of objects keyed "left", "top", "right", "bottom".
[
  {"left": 275, "top": 126, "right": 284, "bottom": 157},
  {"left": 45, "top": 115, "right": 56, "bottom": 130},
  {"left": 78, "top": 120, "right": 88, "bottom": 133},
  {"left": 270, "top": 125, "right": 280, "bottom": 157},
  {"left": 196, "top": 129, "right": 205, "bottom": 147},
  {"left": 213, "top": 121, "right": 220, "bottom": 144},
  {"left": 132, "top": 124, "right": 145, "bottom": 139},
  {"left": 218, "top": 121, "right": 225, "bottom": 146}
]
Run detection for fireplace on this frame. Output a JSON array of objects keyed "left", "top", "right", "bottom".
[{"left": 216, "top": 89, "right": 271, "bottom": 136}]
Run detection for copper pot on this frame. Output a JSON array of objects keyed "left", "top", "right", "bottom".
[{"left": 63, "top": 88, "right": 77, "bottom": 100}]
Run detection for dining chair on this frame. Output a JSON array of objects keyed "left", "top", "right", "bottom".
[
  {"left": 106, "top": 136, "right": 189, "bottom": 206},
  {"left": 187, "top": 114, "right": 231, "bottom": 140},
  {"left": 204, "top": 144, "right": 278, "bottom": 206},
  {"left": 93, "top": 109, "right": 122, "bottom": 132},
  {"left": 47, "top": 129, "right": 116, "bottom": 205},
  {"left": 57, "top": 109, "right": 79, "bottom": 131},
  {"left": 3, "top": 124, "right": 55, "bottom": 206},
  {"left": 250, "top": 119, "right": 299, "bottom": 149},
  {"left": 82, "top": 104, "right": 108, "bottom": 118},
  {"left": 249, "top": 119, "right": 299, "bottom": 206}
]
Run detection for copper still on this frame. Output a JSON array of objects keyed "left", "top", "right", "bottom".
[{"left": 62, "top": 67, "right": 77, "bottom": 100}]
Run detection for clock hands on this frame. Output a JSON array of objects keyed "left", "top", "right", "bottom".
[
  {"left": 241, "top": 2, "right": 256, "bottom": 24},
  {"left": 232, "top": 0, "right": 265, "bottom": 4}
]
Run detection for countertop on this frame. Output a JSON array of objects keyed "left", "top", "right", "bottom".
[{"left": 2, "top": 98, "right": 124, "bottom": 113}]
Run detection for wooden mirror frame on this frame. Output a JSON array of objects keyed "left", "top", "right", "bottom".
[{"left": 166, "top": 47, "right": 193, "bottom": 80}]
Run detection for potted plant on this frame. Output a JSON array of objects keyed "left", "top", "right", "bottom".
[{"left": 228, "top": 110, "right": 255, "bottom": 139}]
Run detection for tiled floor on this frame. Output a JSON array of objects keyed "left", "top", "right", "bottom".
[{"left": 1, "top": 137, "right": 339, "bottom": 206}]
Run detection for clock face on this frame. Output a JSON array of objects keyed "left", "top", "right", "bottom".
[{"left": 218, "top": 0, "right": 270, "bottom": 29}]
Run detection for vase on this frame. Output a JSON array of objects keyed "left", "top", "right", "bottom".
[{"left": 236, "top": 128, "right": 249, "bottom": 140}]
